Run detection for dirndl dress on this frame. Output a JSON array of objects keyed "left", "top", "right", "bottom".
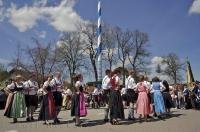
[
  {"left": 38, "top": 86, "right": 56, "bottom": 121},
  {"left": 109, "top": 90, "right": 124, "bottom": 120},
  {"left": 4, "top": 88, "right": 26, "bottom": 118}
]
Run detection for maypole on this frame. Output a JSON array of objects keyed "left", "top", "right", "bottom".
[{"left": 97, "top": 0, "right": 102, "bottom": 81}]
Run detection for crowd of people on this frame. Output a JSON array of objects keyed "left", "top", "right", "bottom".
[{"left": 2, "top": 69, "right": 200, "bottom": 126}]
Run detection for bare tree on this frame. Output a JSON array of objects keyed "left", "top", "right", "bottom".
[
  {"left": 9, "top": 44, "right": 26, "bottom": 70},
  {"left": 128, "top": 30, "right": 150, "bottom": 75},
  {"left": 80, "top": 23, "right": 98, "bottom": 81},
  {"left": 115, "top": 27, "right": 132, "bottom": 85},
  {"left": 58, "top": 32, "right": 86, "bottom": 88},
  {"left": 102, "top": 25, "right": 117, "bottom": 71},
  {"left": 162, "top": 53, "right": 184, "bottom": 84},
  {"left": 26, "top": 40, "right": 58, "bottom": 84}
]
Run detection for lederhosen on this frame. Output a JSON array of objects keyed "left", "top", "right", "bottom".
[
  {"left": 25, "top": 81, "right": 38, "bottom": 107},
  {"left": 102, "top": 76, "right": 111, "bottom": 105},
  {"left": 126, "top": 77, "right": 137, "bottom": 104},
  {"left": 52, "top": 79, "right": 63, "bottom": 107}
]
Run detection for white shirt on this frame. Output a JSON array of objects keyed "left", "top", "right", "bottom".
[
  {"left": 42, "top": 81, "right": 51, "bottom": 95},
  {"left": 75, "top": 81, "right": 83, "bottom": 88},
  {"left": 93, "top": 88, "right": 99, "bottom": 95},
  {"left": 7, "top": 82, "right": 15, "bottom": 90},
  {"left": 125, "top": 76, "right": 137, "bottom": 90},
  {"left": 102, "top": 75, "right": 111, "bottom": 90},
  {"left": 66, "top": 89, "right": 72, "bottom": 95},
  {"left": 23, "top": 80, "right": 39, "bottom": 95},
  {"left": 6, "top": 82, "right": 23, "bottom": 92},
  {"left": 121, "top": 87, "right": 127, "bottom": 95},
  {"left": 50, "top": 77, "right": 63, "bottom": 92}
]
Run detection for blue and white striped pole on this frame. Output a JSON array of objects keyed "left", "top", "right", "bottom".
[{"left": 97, "top": 0, "right": 102, "bottom": 81}]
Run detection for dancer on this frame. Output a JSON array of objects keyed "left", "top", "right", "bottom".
[
  {"left": 71, "top": 74, "right": 87, "bottom": 126},
  {"left": 50, "top": 72, "right": 64, "bottom": 124},
  {"left": 24, "top": 74, "right": 39, "bottom": 121},
  {"left": 151, "top": 77, "right": 166, "bottom": 118},
  {"left": 162, "top": 80, "right": 173, "bottom": 116},
  {"left": 4, "top": 75, "right": 26, "bottom": 123},
  {"left": 102, "top": 69, "right": 112, "bottom": 122},
  {"left": 136, "top": 75, "right": 150, "bottom": 122},
  {"left": 125, "top": 70, "right": 137, "bottom": 120},
  {"left": 109, "top": 69, "right": 124, "bottom": 125},
  {"left": 38, "top": 74, "right": 56, "bottom": 125}
]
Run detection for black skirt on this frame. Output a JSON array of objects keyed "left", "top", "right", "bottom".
[
  {"left": 126, "top": 89, "right": 137, "bottom": 103},
  {"left": 25, "top": 95, "right": 38, "bottom": 107},
  {"left": 53, "top": 91, "right": 62, "bottom": 107},
  {"left": 71, "top": 93, "right": 80, "bottom": 117},
  {"left": 162, "top": 92, "right": 173, "bottom": 109},
  {"left": 110, "top": 90, "right": 124, "bottom": 120},
  {"left": 38, "top": 93, "right": 56, "bottom": 121},
  {"left": 102, "top": 89, "right": 111, "bottom": 104}
]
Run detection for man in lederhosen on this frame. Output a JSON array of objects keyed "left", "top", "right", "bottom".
[
  {"left": 24, "top": 74, "right": 39, "bottom": 121},
  {"left": 102, "top": 69, "right": 112, "bottom": 122},
  {"left": 50, "top": 72, "right": 64, "bottom": 124},
  {"left": 125, "top": 70, "right": 137, "bottom": 120}
]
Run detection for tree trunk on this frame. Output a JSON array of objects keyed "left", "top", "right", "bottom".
[
  {"left": 92, "top": 60, "right": 98, "bottom": 81},
  {"left": 122, "top": 62, "right": 126, "bottom": 86}
]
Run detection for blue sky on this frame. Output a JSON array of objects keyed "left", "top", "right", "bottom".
[{"left": 0, "top": 0, "right": 200, "bottom": 81}]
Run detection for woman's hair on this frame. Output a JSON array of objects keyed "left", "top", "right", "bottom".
[
  {"left": 138, "top": 75, "right": 145, "bottom": 82},
  {"left": 74, "top": 74, "right": 82, "bottom": 82},
  {"left": 105, "top": 69, "right": 111, "bottom": 75},
  {"left": 152, "top": 76, "right": 160, "bottom": 82},
  {"left": 45, "top": 74, "right": 53, "bottom": 80},
  {"left": 163, "top": 80, "right": 169, "bottom": 89}
]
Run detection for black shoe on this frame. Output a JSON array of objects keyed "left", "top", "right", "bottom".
[
  {"left": 13, "top": 118, "right": 17, "bottom": 123},
  {"left": 153, "top": 113, "right": 157, "bottom": 117},
  {"left": 104, "top": 119, "right": 109, "bottom": 122},
  {"left": 26, "top": 117, "right": 31, "bottom": 122},
  {"left": 31, "top": 117, "right": 35, "bottom": 121},
  {"left": 128, "top": 117, "right": 135, "bottom": 121},
  {"left": 54, "top": 118, "right": 60, "bottom": 124},
  {"left": 147, "top": 115, "right": 151, "bottom": 118},
  {"left": 157, "top": 115, "right": 162, "bottom": 119}
]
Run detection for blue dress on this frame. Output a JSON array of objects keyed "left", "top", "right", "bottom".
[{"left": 152, "top": 82, "right": 165, "bottom": 113}]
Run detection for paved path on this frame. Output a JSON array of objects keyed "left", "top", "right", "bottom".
[{"left": 0, "top": 108, "right": 200, "bottom": 132}]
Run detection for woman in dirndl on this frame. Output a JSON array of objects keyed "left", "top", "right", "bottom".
[
  {"left": 162, "top": 80, "right": 173, "bottom": 116},
  {"left": 38, "top": 74, "right": 56, "bottom": 125},
  {"left": 151, "top": 77, "right": 166, "bottom": 118},
  {"left": 136, "top": 75, "right": 150, "bottom": 122},
  {"left": 71, "top": 74, "right": 87, "bottom": 126},
  {"left": 109, "top": 69, "right": 124, "bottom": 125},
  {"left": 4, "top": 75, "right": 26, "bottom": 123}
]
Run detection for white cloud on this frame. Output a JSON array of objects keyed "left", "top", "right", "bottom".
[
  {"left": 151, "top": 56, "right": 163, "bottom": 64},
  {"left": 35, "top": 30, "right": 46, "bottom": 38},
  {"left": 149, "top": 56, "right": 169, "bottom": 81},
  {"left": 3, "top": 0, "right": 86, "bottom": 32},
  {"left": 7, "top": 4, "right": 41, "bottom": 32},
  {"left": 189, "top": 0, "right": 200, "bottom": 14}
]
